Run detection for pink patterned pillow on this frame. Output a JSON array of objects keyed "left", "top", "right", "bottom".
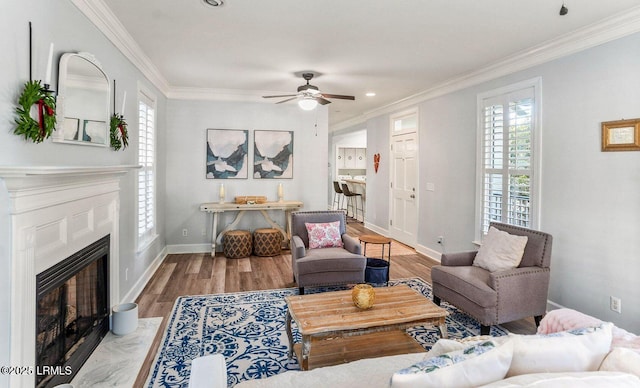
[{"left": 305, "top": 221, "right": 344, "bottom": 249}]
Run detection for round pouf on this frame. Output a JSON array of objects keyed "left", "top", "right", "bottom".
[
  {"left": 224, "top": 230, "right": 252, "bottom": 258},
  {"left": 253, "top": 228, "right": 282, "bottom": 257}
]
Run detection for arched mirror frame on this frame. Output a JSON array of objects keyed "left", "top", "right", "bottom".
[{"left": 53, "top": 52, "right": 110, "bottom": 147}]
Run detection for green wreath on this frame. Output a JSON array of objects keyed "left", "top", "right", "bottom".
[
  {"left": 14, "top": 80, "right": 56, "bottom": 143},
  {"left": 110, "top": 113, "right": 129, "bottom": 151}
]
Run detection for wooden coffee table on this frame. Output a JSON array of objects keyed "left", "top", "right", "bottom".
[{"left": 284, "top": 284, "right": 448, "bottom": 370}]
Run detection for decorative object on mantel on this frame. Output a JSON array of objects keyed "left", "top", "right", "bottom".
[
  {"left": 278, "top": 182, "right": 284, "bottom": 202},
  {"left": 601, "top": 118, "right": 640, "bottom": 152},
  {"left": 15, "top": 80, "right": 56, "bottom": 143},
  {"left": 53, "top": 52, "right": 110, "bottom": 146},
  {"left": 234, "top": 195, "right": 267, "bottom": 204},
  {"left": 352, "top": 283, "right": 375, "bottom": 310},
  {"left": 14, "top": 23, "right": 56, "bottom": 143},
  {"left": 109, "top": 80, "right": 129, "bottom": 151},
  {"left": 374, "top": 153, "right": 381, "bottom": 173}
]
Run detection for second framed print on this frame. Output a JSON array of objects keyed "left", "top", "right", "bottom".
[{"left": 253, "top": 130, "right": 294, "bottom": 179}]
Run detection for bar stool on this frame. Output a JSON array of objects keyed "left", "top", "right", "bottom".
[
  {"left": 341, "top": 183, "right": 363, "bottom": 222},
  {"left": 332, "top": 181, "right": 344, "bottom": 211}
]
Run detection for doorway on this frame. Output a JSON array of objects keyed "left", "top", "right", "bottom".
[{"left": 389, "top": 110, "right": 418, "bottom": 246}]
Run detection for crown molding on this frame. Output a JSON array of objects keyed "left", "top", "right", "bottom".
[
  {"left": 167, "top": 87, "right": 287, "bottom": 103},
  {"left": 70, "top": 0, "right": 171, "bottom": 95},
  {"left": 72, "top": 0, "right": 640, "bottom": 131},
  {"left": 331, "top": 5, "right": 640, "bottom": 132}
]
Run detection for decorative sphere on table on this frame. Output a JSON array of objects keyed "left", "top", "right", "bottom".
[{"left": 352, "top": 284, "right": 375, "bottom": 309}]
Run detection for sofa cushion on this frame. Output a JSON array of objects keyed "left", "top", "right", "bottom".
[
  {"left": 507, "top": 323, "right": 613, "bottom": 377},
  {"left": 478, "top": 371, "right": 640, "bottom": 387},
  {"left": 390, "top": 339, "right": 513, "bottom": 388},
  {"left": 305, "top": 221, "right": 344, "bottom": 249},
  {"left": 234, "top": 352, "right": 425, "bottom": 388},
  {"left": 474, "top": 226, "right": 528, "bottom": 272},
  {"left": 296, "top": 248, "right": 365, "bottom": 273},
  {"left": 599, "top": 347, "right": 640, "bottom": 378},
  {"left": 430, "top": 265, "right": 496, "bottom": 307}
]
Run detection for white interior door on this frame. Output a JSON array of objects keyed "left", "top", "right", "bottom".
[{"left": 390, "top": 132, "right": 418, "bottom": 246}]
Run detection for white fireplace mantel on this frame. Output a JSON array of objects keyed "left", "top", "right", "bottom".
[{"left": 0, "top": 165, "right": 138, "bottom": 388}]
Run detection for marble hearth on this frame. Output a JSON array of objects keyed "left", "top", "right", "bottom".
[{"left": 0, "top": 166, "right": 137, "bottom": 388}]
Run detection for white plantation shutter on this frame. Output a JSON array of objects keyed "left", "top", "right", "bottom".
[
  {"left": 477, "top": 80, "right": 540, "bottom": 239},
  {"left": 138, "top": 91, "right": 156, "bottom": 246}
]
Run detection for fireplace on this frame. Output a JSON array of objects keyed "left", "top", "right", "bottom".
[
  {"left": 0, "top": 166, "right": 136, "bottom": 388},
  {"left": 36, "top": 235, "right": 110, "bottom": 387}
]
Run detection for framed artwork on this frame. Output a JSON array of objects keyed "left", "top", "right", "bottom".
[
  {"left": 206, "top": 129, "right": 249, "bottom": 179},
  {"left": 82, "top": 120, "right": 107, "bottom": 144},
  {"left": 253, "top": 130, "right": 294, "bottom": 179},
  {"left": 601, "top": 119, "right": 640, "bottom": 152},
  {"left": 63, "top": 117, "right": 80, "bottom": 140}
]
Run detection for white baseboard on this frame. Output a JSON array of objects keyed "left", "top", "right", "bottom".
[
  {"left": 363, "top": 221, "right": 388, "bottom": 236},
  {"left": 167, "top": 243, "right": 212, "bottom": 254},
  {"left": 546, "top": 300, "right": 566, "bottom": 312},
  {"left": 120, "top": 246, "right": 168, "bottom": 304},
  {"left": 416, "top": 244, "right": 441, "bottom": 262}
]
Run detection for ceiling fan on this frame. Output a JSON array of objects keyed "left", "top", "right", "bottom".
[{"left": 263, "top": 73, "right": 355, "bottom": 110}]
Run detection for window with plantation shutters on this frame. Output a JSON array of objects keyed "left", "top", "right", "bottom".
[
  {"left": 137, "top": 89, "right": 156, "bottom": 248},
  {"left": 475, "top": 79, "right": 541, "bottom": 241}
]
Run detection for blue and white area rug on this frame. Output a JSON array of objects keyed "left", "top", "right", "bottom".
[{"left": 146, "top": 278, "right": 507, "bottom": 387}]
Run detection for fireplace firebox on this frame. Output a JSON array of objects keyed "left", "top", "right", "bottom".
[{"left": 35, "top": 235, "right": 110, "bottom": 387}]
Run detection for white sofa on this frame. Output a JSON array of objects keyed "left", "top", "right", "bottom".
[{"left": 189, "top": 309, "right": 640, "bottom": 388}]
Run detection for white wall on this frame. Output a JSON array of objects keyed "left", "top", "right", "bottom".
[
  {"left": 0, "top": 1, "right": 167, "bottom": 380},
  {"left": 363, "top": 32, "right": 640, "bottom": 333},
  {"left": 164, "top": 99, "right": 328, "bottom": 249}
]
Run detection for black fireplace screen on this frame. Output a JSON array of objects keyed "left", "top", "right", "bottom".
[{"left": 35, "top": 235, "right": 110, "bottom": 387}]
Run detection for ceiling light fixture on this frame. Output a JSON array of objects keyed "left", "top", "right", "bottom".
[
  {"left": 203, "top": 0, "right": 224, "bottom": 7},
  {"left": 298, "top": 96, "right": 318, "bottom": 111},
  {"left": 365, "top": 92, "right": 376, "bottom": 97},
  {"left": 559, "top": 3, "right": 568, "bottom": 15}
]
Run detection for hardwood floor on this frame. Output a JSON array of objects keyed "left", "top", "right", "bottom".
[{"left": 133, "top": 221, "right": 536, "bottom": 386}]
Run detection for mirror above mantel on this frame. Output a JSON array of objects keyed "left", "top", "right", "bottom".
[{"left": 53, "top": 52, "right": 110, "bottom": 147}]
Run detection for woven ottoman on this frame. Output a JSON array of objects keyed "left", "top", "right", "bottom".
[
  {"left": 224, "top": 230, "right": 252, "bottom": 259},
  {"left": 253, "top": 228, "right": 282, "bottom": 257}
]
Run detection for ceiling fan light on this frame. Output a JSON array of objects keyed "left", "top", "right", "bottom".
[{"left": 298, "top": 97, "right": 318, "bottom": 111}]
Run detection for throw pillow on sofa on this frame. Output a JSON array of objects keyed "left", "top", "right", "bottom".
[
  {"left": 304, "top": 221, "right": 343, "bottom": 249},
  {"left": 390, "top": 339, "right": 514, "bottom": 388},
  {"left": 473, "top": 226, "right": 528, "bottom": 272},
  {"left": 507, "top": 322, "right": 613, "bottom": 377}
]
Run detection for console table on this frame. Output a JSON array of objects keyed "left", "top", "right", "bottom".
[{"left": 200, "top": 201, "right": 303, "bottom": 256}]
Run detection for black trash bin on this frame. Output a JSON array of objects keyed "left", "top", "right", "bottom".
[{"left": 365, "top": 258, "right": 389, "bottom": 284}]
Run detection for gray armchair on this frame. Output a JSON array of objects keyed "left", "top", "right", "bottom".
[
  {"left": 290, "top": 210, "right": 366, "bottom": 294},
  {"left": 431, "top": 222, "right": 553, "bottom": 335}
]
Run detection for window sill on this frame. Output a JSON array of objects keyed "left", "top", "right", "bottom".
[{"left": 137, "top": 233, "right": 159, "bottom": 255}]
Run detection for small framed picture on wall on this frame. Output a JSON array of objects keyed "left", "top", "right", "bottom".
[{"left": 601, "top": 118, "right": 640, "bottom": 152}]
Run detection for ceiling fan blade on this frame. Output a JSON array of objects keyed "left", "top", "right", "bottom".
[
  {"left": 317, "top": 97, "right": 331, "bottom": 105},
  {"left": 321, "top": 93, "right": 355, "bottom": 100},
  {"left": 276, "top": 97, "right": 298, "bottom": 104},
  {"left": 263, "top": 94, "right": 298, "bottom": 99}
]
